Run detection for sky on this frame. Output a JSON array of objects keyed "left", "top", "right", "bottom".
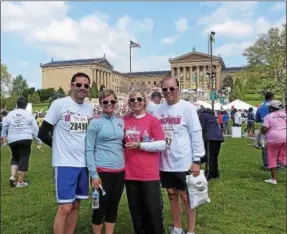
[{"left": 1, "top": 1, "right": 286, "bottom": 89}]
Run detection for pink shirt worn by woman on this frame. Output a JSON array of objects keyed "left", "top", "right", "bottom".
[
  {"left": 263, "top": 111, "right": 286, "bottom": 143},
  {"left": 123, "top": 113, "right": 164, "bottom": 181}
]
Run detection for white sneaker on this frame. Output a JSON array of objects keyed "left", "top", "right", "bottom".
[
  {"left": 15, "top": 182, "right": 29, "bottom": 188},
  {"left": 169, "top": 227, "right": 185, "bottom": 234},
  {"left": 9, "top": 176, "right": 16, "bottom": 187},
  {"left": 264, "top": 178, "right": 277, "bottom": 185}
]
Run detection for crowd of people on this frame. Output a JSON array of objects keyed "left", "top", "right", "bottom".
[{"left": 1, "top": 72, "right": 286, "bottom": 234}]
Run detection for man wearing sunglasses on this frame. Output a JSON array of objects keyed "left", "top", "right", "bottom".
[
  {"left": 153, "top": 77, "right": 205, "bottom": 234},
  {"left": 38, "top": 72, "right": 93, "bottom": 234}
]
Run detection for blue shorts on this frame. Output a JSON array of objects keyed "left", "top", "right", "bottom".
[{"left": 54, "top": 167, "right": 89, "bottom": 204}]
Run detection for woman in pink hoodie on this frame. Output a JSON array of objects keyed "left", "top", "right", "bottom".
[{"left": 123, "top": 89, "right": 166, "bottom": 234}]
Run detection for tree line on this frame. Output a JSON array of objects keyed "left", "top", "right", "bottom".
[
  {"left": 226, "top": 24, "right": 286, "bottom": 103},
  {"left": 1, "top": 66, "right": 106, "bottom": 111}
]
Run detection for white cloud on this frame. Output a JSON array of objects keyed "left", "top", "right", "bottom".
[
  {"left": 20, "top": 62, "right": 29, "bottom": 67},
  {"left": 274, "top": 16, "right": 285, "bottom": 28},
  {"left": 161, "top": 35, "right": 180, "bottom": 45},
  {"left": 214, "top": 41, "right": 253, "bottom": 57},
  {"left": 132, "top": 54, "right": 175, "bottom": 72},
  {"left": 197, "top": 2, "right": 285, "bottom": 39},
  {"left": 270, "top": 2, "right": 285, "bottom": 12},
  {"left": 175, "top": 18, "right": 188, "bottom": 33},
  {"left": 134, "top": 18, "right": 154, "bottom": 32},
  {"left": 204, "top": 21, "right": 254, "bottom": 38},
  {"left": 1, "top": 2, "right": 156, "bottom": 74}
]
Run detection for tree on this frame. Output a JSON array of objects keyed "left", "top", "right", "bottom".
[
  {"left": 30, "top": 93, "right": 41, "bottom": 104},
  {"left": 1, "top": 64, "right": 12, "bottom": 96},
  {"left": 6, "top": 95, "right": 17, "bottom": 111},
  {"left": 57, "top": 87, "right": 66, "bottom": 97},
  {"left": 89, "top": 81, "right": 98, "bottom": 100},
  {"left": 37, "top": 88, "right": 55, "bottom": 102},
  {"left": 222, "top": 75, "right": 234, "bottom": 89},
  {"left": 22, "top": 87, "right": 36, "bottom": 99},
  {"left": 11, "top": 74, "right": 28, "bottom": 96},
  {"left": 243, "top": 24, "right": 286, "bottom": 103}
]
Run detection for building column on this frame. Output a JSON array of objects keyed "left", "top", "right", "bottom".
[
  {"left": 203, "top": 65, "right": 206, "bottom": 88},
  {"left": 196, "top": 66, "right": 200, "bottom": 89},
  {"left": 171, "top": 67, "right": 175, "bottom": 79},
  {"left": 216, "top": 65, "right": 220, "bottom": 90},
  {"left": 183, "top": 66, "right": 186, "bottom": 89},
  {"left": 189, "top": 66, "right": 192, "bottom": 89}
]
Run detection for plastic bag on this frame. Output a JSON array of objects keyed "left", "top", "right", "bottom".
[
  {"left": 186, "top": 170, "right": 211, "bottom": 209},
  {"left": 253, "top": 132, "right": 267, "bottom": 149}
]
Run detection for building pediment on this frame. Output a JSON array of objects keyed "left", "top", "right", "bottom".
[
  {"left": 97, "top": 58, "right": 113, "bottom": 70},
  {"left": 169, "top": 51, "right": 221, "bottom": 63}
]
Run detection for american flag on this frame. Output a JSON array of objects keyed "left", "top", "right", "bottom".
[{"left": 130, "top": 40, "right": 140, "bottom": 48}]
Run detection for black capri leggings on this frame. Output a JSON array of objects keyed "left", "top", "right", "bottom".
[
  {"left": 9, "top": 139, "right": 32, "bottom": 172},
  {"left": 92, "top": 171, "right": 125, "bottom": 225}
]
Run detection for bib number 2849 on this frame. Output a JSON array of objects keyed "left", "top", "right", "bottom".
[{"left": 70, "top": 115, "right": 88, "bottom": 133}]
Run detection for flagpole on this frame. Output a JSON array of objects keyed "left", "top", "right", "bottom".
[{"left": 129, "top": 40, "right": 131, "bottom": 78}]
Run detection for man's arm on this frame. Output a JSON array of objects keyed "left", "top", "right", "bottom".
[
  {"left": 187, "top": 105, "right": 205, "bottom": 162},
  {"left": 38, "top": 121, "right": 53, "bottom": 147},
  {"left": 38, "top": 100, "right": 60, "bottom": 147}
]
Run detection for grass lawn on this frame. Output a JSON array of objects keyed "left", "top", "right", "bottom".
[{"left": 1, "top": 138, "right": 286, "bottom": 234}]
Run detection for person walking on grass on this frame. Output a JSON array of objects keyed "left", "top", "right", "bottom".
[
  {"left": 1, "top": 97, "right": 42, "bottom": 188},
  {"left": 261, "top": 100, "right": 286, "bottom": 185},
  {"left": 85, "top": 89, "right": 125, "bottom": 234},
  {"left": 244, "top": 107, "right": 255, "bottom": 137},
  {"left": 222, "top": 111, "right": 230, "bottom": 134},
  {"left": 198, "top": 108, "right": 224, "bottom": 180},
  {"left": 124, "top": 89, "right": 166, "bottom": 234},
  {"left": 38, "top": 72, "right": 93, "bottom": 234},
  {"left": 154, "top": 77, "right": 205, "bottom": 234},
  {"left": 255, "top": 92, "right": 274, "bottom": 170}
]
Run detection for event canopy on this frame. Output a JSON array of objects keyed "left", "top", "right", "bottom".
[
  {"left": 223, "top": 99, "right": 257, "bottom": 110},
  {"left": 194, "top": 100, "right": 211, "bottom": 109}
]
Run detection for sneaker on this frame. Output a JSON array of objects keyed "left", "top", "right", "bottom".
[
  {"left": 264, "top": 179, "right": 277, "bottom": 185},
  {"left": 9, "top": 176, "right": 16, "bottom": 187},
  {"left": 169, "top": 227, "right": 185, "bottom": 234},
  {"left": 15, "top": 181, "right": 28, "bottom": 188}
]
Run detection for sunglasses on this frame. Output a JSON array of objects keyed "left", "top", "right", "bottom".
[
  {"left": 72, "top": 82, "right": 90, "bottom": 89},
  {"left": 129, "top": 97, "right": 144, "bottom": 103},
  {"left": 162, "top": 87, "right": 178, "bottom": 93},
  {"left": 102, "top": 100, "right": 117, "bottom": 105}
]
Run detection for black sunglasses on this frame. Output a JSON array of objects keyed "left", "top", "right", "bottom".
[
  {"left": 162, "top": 87, "right": 177, "bottom": 93},
  {"left": 129, "top": 97, "right": 144, "bottom": 103},
  {"left": 102, "top": 100, "right": 117, "bottom": 105},
  {"left": 72, "top": 82, "right": 90, "bottom": 89}
]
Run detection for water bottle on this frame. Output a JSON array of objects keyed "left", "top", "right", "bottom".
[
  {"left": 143, "top": 130, "right": 150, "bottom": 142},
  {"left": 92, "top": 189, "right": 99, "bottom": 209}
]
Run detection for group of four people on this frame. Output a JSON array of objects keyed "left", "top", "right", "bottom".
[{"left": 25, "top": 72, "right": 204, "bottom": 234}]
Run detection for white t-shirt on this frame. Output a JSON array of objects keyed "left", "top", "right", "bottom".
[
  {"left": 44, "top": 97, "right": 93, "bottom": 167},
  {"left": 146, "top": 101, "right": 159, "bottom": 116},
  {"left": 154, "top": 99, "right": 205, "bottom": 172},
  {"left": 234, "top": 112, "right": 242, "bottom": 125},
  {"left": 1, "top": 109, "right": 40, "bottom": 144}
]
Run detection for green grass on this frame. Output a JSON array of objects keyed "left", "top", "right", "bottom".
[
  {"left": 1, "top": 138, "right": 286, "bottom": 234},
  {"left": 32, "top": 103, "right": 49, "bottom": 112}
]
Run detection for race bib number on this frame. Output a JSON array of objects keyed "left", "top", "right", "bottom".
[
  {"left": 70, "top": 115, "right": 88, "bottom": 133},
  {"left": 164, "top": 126, "right": 174, "bottom": 147}
]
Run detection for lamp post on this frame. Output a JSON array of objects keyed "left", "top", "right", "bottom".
[{"left": 210, "top": 31, "right": 216, "bottom": 112}]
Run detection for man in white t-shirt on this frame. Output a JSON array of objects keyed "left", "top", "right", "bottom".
[
  {"left": 154, "top": 77, "right": 205, "bottom": 234},
  {"left": 146, "top": 91, "right": 162, "bottom": 115},
  {"left": 38, "top": 73, "right": 93, "bottom": 234}
]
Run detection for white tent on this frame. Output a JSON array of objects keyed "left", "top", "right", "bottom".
[
  {"left": 223, "top": 99, "right": 257, "bottom": 111},
  {"left": 194, "top": 100, "right": 211, "bottom": 109},
  {"left": 214, "top": 102, "right": 223, "bottom": 111}
]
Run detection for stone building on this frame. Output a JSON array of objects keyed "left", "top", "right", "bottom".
[{"left": 41, "top": 49, "right": 242, "bottom": 94}]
